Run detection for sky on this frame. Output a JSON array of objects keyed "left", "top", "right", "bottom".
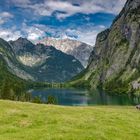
[{"left": 0, "top": 0, "right": 127, "bottom": 45}]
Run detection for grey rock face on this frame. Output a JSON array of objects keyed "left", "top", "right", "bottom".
[{"left": 38, "top": 38, "right": 93, "bottom": 67}]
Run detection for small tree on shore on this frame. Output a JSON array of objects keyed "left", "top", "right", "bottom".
[{"left": 46, "top": 95, "right": 57, "bottom": 105}]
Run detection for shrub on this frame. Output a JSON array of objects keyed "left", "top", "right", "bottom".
[
  {"left": 46, "top": 95, "right": 57, "bottom": 105},
  {"left": 32, "top": 96, "right": 42, "bottom": 104}
]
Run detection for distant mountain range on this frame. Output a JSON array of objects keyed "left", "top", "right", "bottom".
[
  {"left": 38, "top": 37, "right": 93, "bottom": 67},
  {"left": 0, "top": 37, "right": 84, "bottom": 83}
]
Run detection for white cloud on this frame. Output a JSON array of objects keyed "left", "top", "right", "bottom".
[
  {"left": 0, "top": 20, "right": 5, "bottom": 25},
  {"left": 77, "top": 30, "right": 101, "bottom": 45},
  {"left": 33, "top": 23, "right": 106, "bottom": 45},
  {"left": 0, "top": 12, "right": 13, "bottom": 18},
  {"left": 12, "top": 0, "right": 127, "bottom": 19},
  {"left": 0, "top": 23, "right": 106, "bottom": 45},
  {"left": 0, "top": 21, "right": 46, "bottom": 42},
  {"left": 61, "top": 25, "right": 106, "bottom": 45},
  {"left": 0, "top": 12, "right": 13, "bottom": 25},
  {"left": 0, "top": 0, "right": 127, "bottom": 44},
  {"left": 21, "top": 23, "right": 46, "bottom": 41},
  {"left": 0, "top": 28, "right": 21, "bottom": 41}
]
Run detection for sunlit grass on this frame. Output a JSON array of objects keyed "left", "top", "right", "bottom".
[{"left": 0, "top": 100, "right": 140, "bottom": 140}]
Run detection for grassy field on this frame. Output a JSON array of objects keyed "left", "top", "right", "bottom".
[{"left": 0, "top": 100, "right": 140, "bottom": 140}]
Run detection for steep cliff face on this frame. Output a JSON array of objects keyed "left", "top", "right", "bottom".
[{"left": 71, "top": 0, "right": 140, "bottom": 94}]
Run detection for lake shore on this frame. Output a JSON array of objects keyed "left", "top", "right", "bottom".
[{"left": 0, "top": 100, "right": 140, "bottom": 140}]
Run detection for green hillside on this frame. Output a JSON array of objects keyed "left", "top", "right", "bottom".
[{"left": 0, "top": 57, "right": 30, "bottom": 100}]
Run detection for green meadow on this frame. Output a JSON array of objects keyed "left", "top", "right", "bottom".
[{"left": 0, "top": 100, "right": 140, "bottom": 140}]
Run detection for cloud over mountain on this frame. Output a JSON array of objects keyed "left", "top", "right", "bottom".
[{"left": 0, "top": 0, "right": 126, "bottom": 45}]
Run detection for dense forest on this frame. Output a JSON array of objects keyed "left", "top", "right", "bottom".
[{"left": 0, "top": 58, "right": 31, "bottom": 101}]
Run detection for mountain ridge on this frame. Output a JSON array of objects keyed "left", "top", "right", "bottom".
[
  {"left": 0, "top": 37, "right": 84, "bottom": 83},
  {"left": 37, "top": 37, "right": 93, "bottom": 67}
]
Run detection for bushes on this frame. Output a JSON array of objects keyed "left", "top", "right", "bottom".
[
  {"left": 46, "top": 95, "right": 57, "bottom": 104},
  {"left": 32, "top": 96, "right": 42, "bottom": 104},
  {"left": 32, "top": 95, "right": 58, "bottom": 105}
]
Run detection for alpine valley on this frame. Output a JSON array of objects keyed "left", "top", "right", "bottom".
[
  {"left": 1, "top": 0, "right": 140, "bottom": 139},
  {"left": 0, "top": 0, "right": 140, "bottom": 99}
]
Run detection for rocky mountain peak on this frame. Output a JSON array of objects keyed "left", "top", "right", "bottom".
[
  {"left": 38, "top": 37, "right": 93, "bottom": 67},
  {"left": 14, "top": 37, "right": 33, "bottom": 46},
  {"left": 9, "top": 38, "right": 36, "bottom": 54},
  {"left": 126, "top": 0, "right": 140, "bottom": 9}
]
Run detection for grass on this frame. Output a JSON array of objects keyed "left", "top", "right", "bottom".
[{"left": 0, "top": 100, "right": 140, "bottom": 140}]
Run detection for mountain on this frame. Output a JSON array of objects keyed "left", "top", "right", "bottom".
[
  {"left": 38, "top": 37, "right": 93, "bottom": 67},
  {"left": 70, "top": 0, "right": 140, "bottom": 94},
  {"left": 0, "top": 37, "right": 83, "bottom": 100},
  {"left": 0, "top": 38, "right": 33, "bottom": 81},
  {"left": 9, "top": 37, "right": 84, "bottom": 82},
  {"left": 0, "top": 38, "right": 30, "bottom": 100}
]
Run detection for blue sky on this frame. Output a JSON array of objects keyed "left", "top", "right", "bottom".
[{"left": 0, "top": 0, "right": 126, "bottom": 45}]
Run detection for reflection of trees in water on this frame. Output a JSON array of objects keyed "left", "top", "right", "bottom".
[
  {"left": 98, "top": 89, "right": 107, "bottom": 105},
  {"left": 31, "top": 89, "right": 140, "bottom": 105},
  {"left": 87, "top": 89, "right": 107, "bottom": 105},
  {"left": 87, "top": 88, "right": 140, "bottom": 105},
  {"left": 32, "top": 95, "right": 58, "bottom": 105},
  {"left": 130, "top": 94, "right": 140, "bottom": 105}
]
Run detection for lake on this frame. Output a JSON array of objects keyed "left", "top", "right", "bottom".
[{"left": 30, "top": 88, "right": 140, "bottom": 106}]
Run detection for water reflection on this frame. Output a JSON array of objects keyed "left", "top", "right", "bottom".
[{"left": 30, "top": 88, "right": 140, "bottom": 106}]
